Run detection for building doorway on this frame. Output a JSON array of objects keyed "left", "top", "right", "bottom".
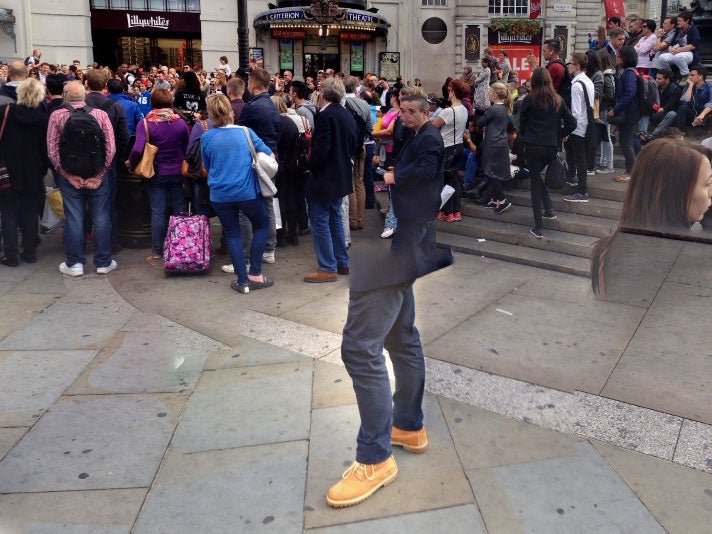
[{"left": 303, "top": 53, "right": 340, "bottom": 80}]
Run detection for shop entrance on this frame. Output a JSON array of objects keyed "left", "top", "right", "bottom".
[{"left": 303, "top": 53, "right": 340, "bottom": 80}]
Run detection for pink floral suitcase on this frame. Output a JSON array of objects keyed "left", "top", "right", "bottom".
[{"left": 163, "top": 214, "right": 212, "bottom": 274}]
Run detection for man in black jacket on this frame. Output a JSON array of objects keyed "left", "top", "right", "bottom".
[
  {"left": 303, "top": 77, "right": 358, "bottom": 283},
  {"left": 327, "top": 92, "right": 452, "bottom": 508},
  {"left": 85, "top": 68, "right": 129, "bottom": 254},
  {"left": 238, "top": 67, "right": 282, "bottom": 264},
  {"left": 647, "top": 69, "right": 682, "bottom": 139}
]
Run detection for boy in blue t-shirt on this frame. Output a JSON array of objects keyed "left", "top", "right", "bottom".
[{"left": 134, "top": 80, "right": 152, "bottom": 118}]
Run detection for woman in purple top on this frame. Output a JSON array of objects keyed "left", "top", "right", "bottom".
[{"left": 127, "top": 89, "right": 190, "bottom": 263}]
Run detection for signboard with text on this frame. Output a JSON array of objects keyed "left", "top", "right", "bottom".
[
  {"left": 272, "top": 29, "right": 307, "bottom": 40},
  {"left": 379, "top": 52, "right": 400, "bottom": 81}
]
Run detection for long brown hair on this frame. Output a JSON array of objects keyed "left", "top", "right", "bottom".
[
  {"left": 527, "top": 67, "right": 562, "bottom": 112},
  {"left": 591, "top": 139, "right": 712, "bottom": 294}
]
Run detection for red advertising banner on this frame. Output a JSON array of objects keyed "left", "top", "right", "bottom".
[
  {"left": 489, "top": 45, "right": 541, "bottom": 81},
  {"left": 604, "top": 0, "right": 626, "bottom": 23},
  {"left": 272, "top": 29, "right": 307, "bottom": 40},
  {"left": 340, "top": 31, "right": 374, "bottom": 42}
]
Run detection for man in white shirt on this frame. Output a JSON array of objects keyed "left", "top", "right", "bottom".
[{"left": 563, "top": 53, "right": 595, "bottom": 203}]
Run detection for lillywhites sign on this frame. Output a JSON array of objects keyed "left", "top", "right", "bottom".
[{"left": 127, "top": 13, "right": 169, "bottom": 30}]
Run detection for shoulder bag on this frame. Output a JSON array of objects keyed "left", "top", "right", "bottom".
[
  {"left": 545, "top": 151, "right": 568, "bottom": 190},
  {"left": 182, "top": 120, "right": 209, "bottom": 179},
  {"left": 239, "top": 126, "right": 278, "bottom": 198},
  {"left": 133, "top": 119, "right": 158, "bottom": 180},
  {"left": 0, "top": 105, "right": 12, "bottom": 190}
]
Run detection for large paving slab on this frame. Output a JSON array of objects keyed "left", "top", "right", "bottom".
[
  {"left": 304, "top": 395, "right": 473, "bottom": 530},
  {"left": 204, "top": 336, "right": 306, "bottom": 370},
  {"left": 0, "top": 300, "right": 135, "bottom": 351},
  {"left": 424, "top": 291, "right": 645, "bottom": 393},
  {"left": 0, "top": 293, "right": 62, "bottom": 340},
  {"left": 133, "top": 442, "right": 307, "bottom": 533},
  {"left": 307, "top": 504, "right": 486, "bottom": 533},
  {"left": 0, "top": 488, "right": 146, "bottom": 533},
  {"left": 0, "top": 427, "right": 26, "bottom": 461},
  {"left": 601, "top": 281, "right": 712, "bottom": 424},
  {"left": 0, "top": 393, "right": 186, "bottom": 492},
  {"left": 311, "top": 360, "right": 358, "bottom": 410},
  {"left": 171, "top": 361, "right": 313, "bottom": 453},
  {"left": 592, "top": 440, "right": 712, "bottom": 534},
  {"left": 486, "top": 441, "right": 665, "bottom": 533},
  {"left": 64, "top": 327, "right": 224, "bottom": 395},
  {"left": 0, "top": 349, "right": 98, "bottom": 426}
]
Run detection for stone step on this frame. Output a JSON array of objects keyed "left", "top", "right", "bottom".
[
  {"left": 460, "top": 201, "right": 617, "bottom": 239},
  {"left": 512, "top": 172, "right": 628, "bottom": 202},
  {"left": 505, "top": 189, "right": 623, "bottom": 220},
  {"left": 436, "top": 232, "right": 591, "bottom": 278},
  {"left": 436, "top": 214, "right": 599, "bottom": 259}
]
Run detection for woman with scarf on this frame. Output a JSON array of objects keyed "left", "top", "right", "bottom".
[{"left": 126, "top": 89, "right": 190, "bottom": 263}]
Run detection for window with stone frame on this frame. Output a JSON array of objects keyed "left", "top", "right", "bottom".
[
  {"left": 488, "top": 0, "right": 530, "bottom": 17},
  {"left": 422, "top": 0, "right": 447, "bottom": 6}
]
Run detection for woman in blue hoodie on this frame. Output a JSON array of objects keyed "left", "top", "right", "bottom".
[{"left": 607, "top": 45, "right": 640, "bottom": 183}]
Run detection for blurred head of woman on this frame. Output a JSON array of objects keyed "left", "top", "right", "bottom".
[
  {"left": 206, "top": 93, "right": 234, "bottom": 127},
  {"left": 17, "top": 78, "right": 46, "bottom": 108}
]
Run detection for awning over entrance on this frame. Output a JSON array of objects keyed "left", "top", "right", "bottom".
[{"left": 254, "top": 5, "right": 390, "bottom": 40}]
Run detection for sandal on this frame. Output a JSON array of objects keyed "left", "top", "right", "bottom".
[
  {"left": 248, "top": 276, "right": 274, "bottom": 290},
  {"left": 613, "top": 174, "right": 631, "bottom": 183},
  {"left": 146, "top": 253, "right": 162, "bottom": 265}
]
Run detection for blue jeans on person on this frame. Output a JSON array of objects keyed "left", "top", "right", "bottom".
[
  {"left": 192, "top": 181, "right": 212, "bottom": 217},
  {"left": 147, "top": 174, "right": 188, "bottom": 255},
  {"left": 212, "top": 197, "right": 268, "bottom": 286},
  {"left": 384, "top": 199, "right": 398, "bottom": 230},
  {"left": 57, "top": 175, "right": 113, "bottom": 268},
  {"left": 341, "top": 281, "right": 425, "bottom": 464},
  {"left": 463, "top": 151, "right": 480, "bottom": 190},
  {"left": 308, "top": 196, "right": 348, "bottom": 273}
]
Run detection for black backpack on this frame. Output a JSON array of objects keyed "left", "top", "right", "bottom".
[
  {"left": 59, "top": 105, "right": 107, "bottom": 178},
  {"left": 344, "top": 98, "right": 368, "bottom": 156},
  {"left": 551, "top": 59, "right": 573, "bottom": 108}
]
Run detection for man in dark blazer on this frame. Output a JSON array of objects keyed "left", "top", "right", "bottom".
[
  {"left": 327, "top": 92, "right": 453, "bottom": 508},
  {"left": 304, "top": 77, "right": 358, "bottom": 283}
]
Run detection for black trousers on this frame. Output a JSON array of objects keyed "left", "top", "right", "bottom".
[
  {"left": 565, "top": 134, "right": 588, "bottom": 194},
  {"left": 0, "top": 190, "right": 39, "bottom": 260},
  {"left": 524, "top": 144, "right": 558, "bottom": 230}
]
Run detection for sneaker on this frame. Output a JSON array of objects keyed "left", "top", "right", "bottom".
[
  {"left": 96, "top": 260, "right": 117, "bottom": 274},
  {"left": 444, "top": 213, "right": 455, "bottom": 222},
  {"left": 484, "top": 198, "right": 497, "bottom": 209},
  {"left": 530, "top": 227, "right": 543, "bottom": 238},
  {"left": 678, "top": 74, "right": 689, "bottom": 86},
  {"left": 562, "top": 193, "right": 589, "bottom": 203},
  {"left": 565, "top": 178, "right": 579, "bottom": 187},
  {"left": 327, "top": 455, "right": 399, "bottom": 508},
  {"left": 595, "top": 166, "right": 614, "bottom": 174},
  {"left": 262, "top": 251, "right": 275, "bottom": 264},
  {"left": 230, "top": 280, "right": 249, "bottom": 294},
  {"left": 452, "top": 211, "right": 462, "bottom": 222},
  {"left": 380, "top": 227, "right": 394, "bottom": 239},
  {"left": 494, "top": 199, "right": 512, "bottom": 214},
  {"left": 221, "top": 264, "right": 235, "bottom": 274},
  {"left": 391, "top": 427, "right": 429, "bottom": 454},
  {"left": 59, "top": 262, "right": 84, "bottom": 277},
  {"left": 586, "top": 170, "right": 596, "bottom": 176},
  {"left": 437, "top": 212, "right": 447, "bottom": 221},
  {"left": 542, "top": 211, "right": 557, "bottom": 220}
]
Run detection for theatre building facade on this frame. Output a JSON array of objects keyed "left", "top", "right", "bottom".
[{"left": 2, "top": 0, "right": 651, "bottom": 88}]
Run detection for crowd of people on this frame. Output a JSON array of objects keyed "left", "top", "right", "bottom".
[{"left": 0, "top": 18, "right": 711, "bottom": 510}]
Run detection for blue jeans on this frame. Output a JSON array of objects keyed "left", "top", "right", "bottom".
[
  {"left": 463, "top": 151, "right": 480, "bottom": 190},
  {"left": 147, "top": 174, "right": 188, "bottom": 255},
  {"left": 192, "top": 181, "right": 212, "bottom": 217},
  {"left": 57, "top": 175, "right": 113, "bottom": 268},
  {"left": 308, "top": 196, "right": 348, "bottom": 273},
  {"left": 341, "top": 282, "right": 425, "bottom": 464},
  {"left": 212, "top": 197, "right": 268, "bottom": 286}
]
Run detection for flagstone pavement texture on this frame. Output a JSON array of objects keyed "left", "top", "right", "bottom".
[{"left": 0, "top": 218, "right": 711, "bottom": 532}]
